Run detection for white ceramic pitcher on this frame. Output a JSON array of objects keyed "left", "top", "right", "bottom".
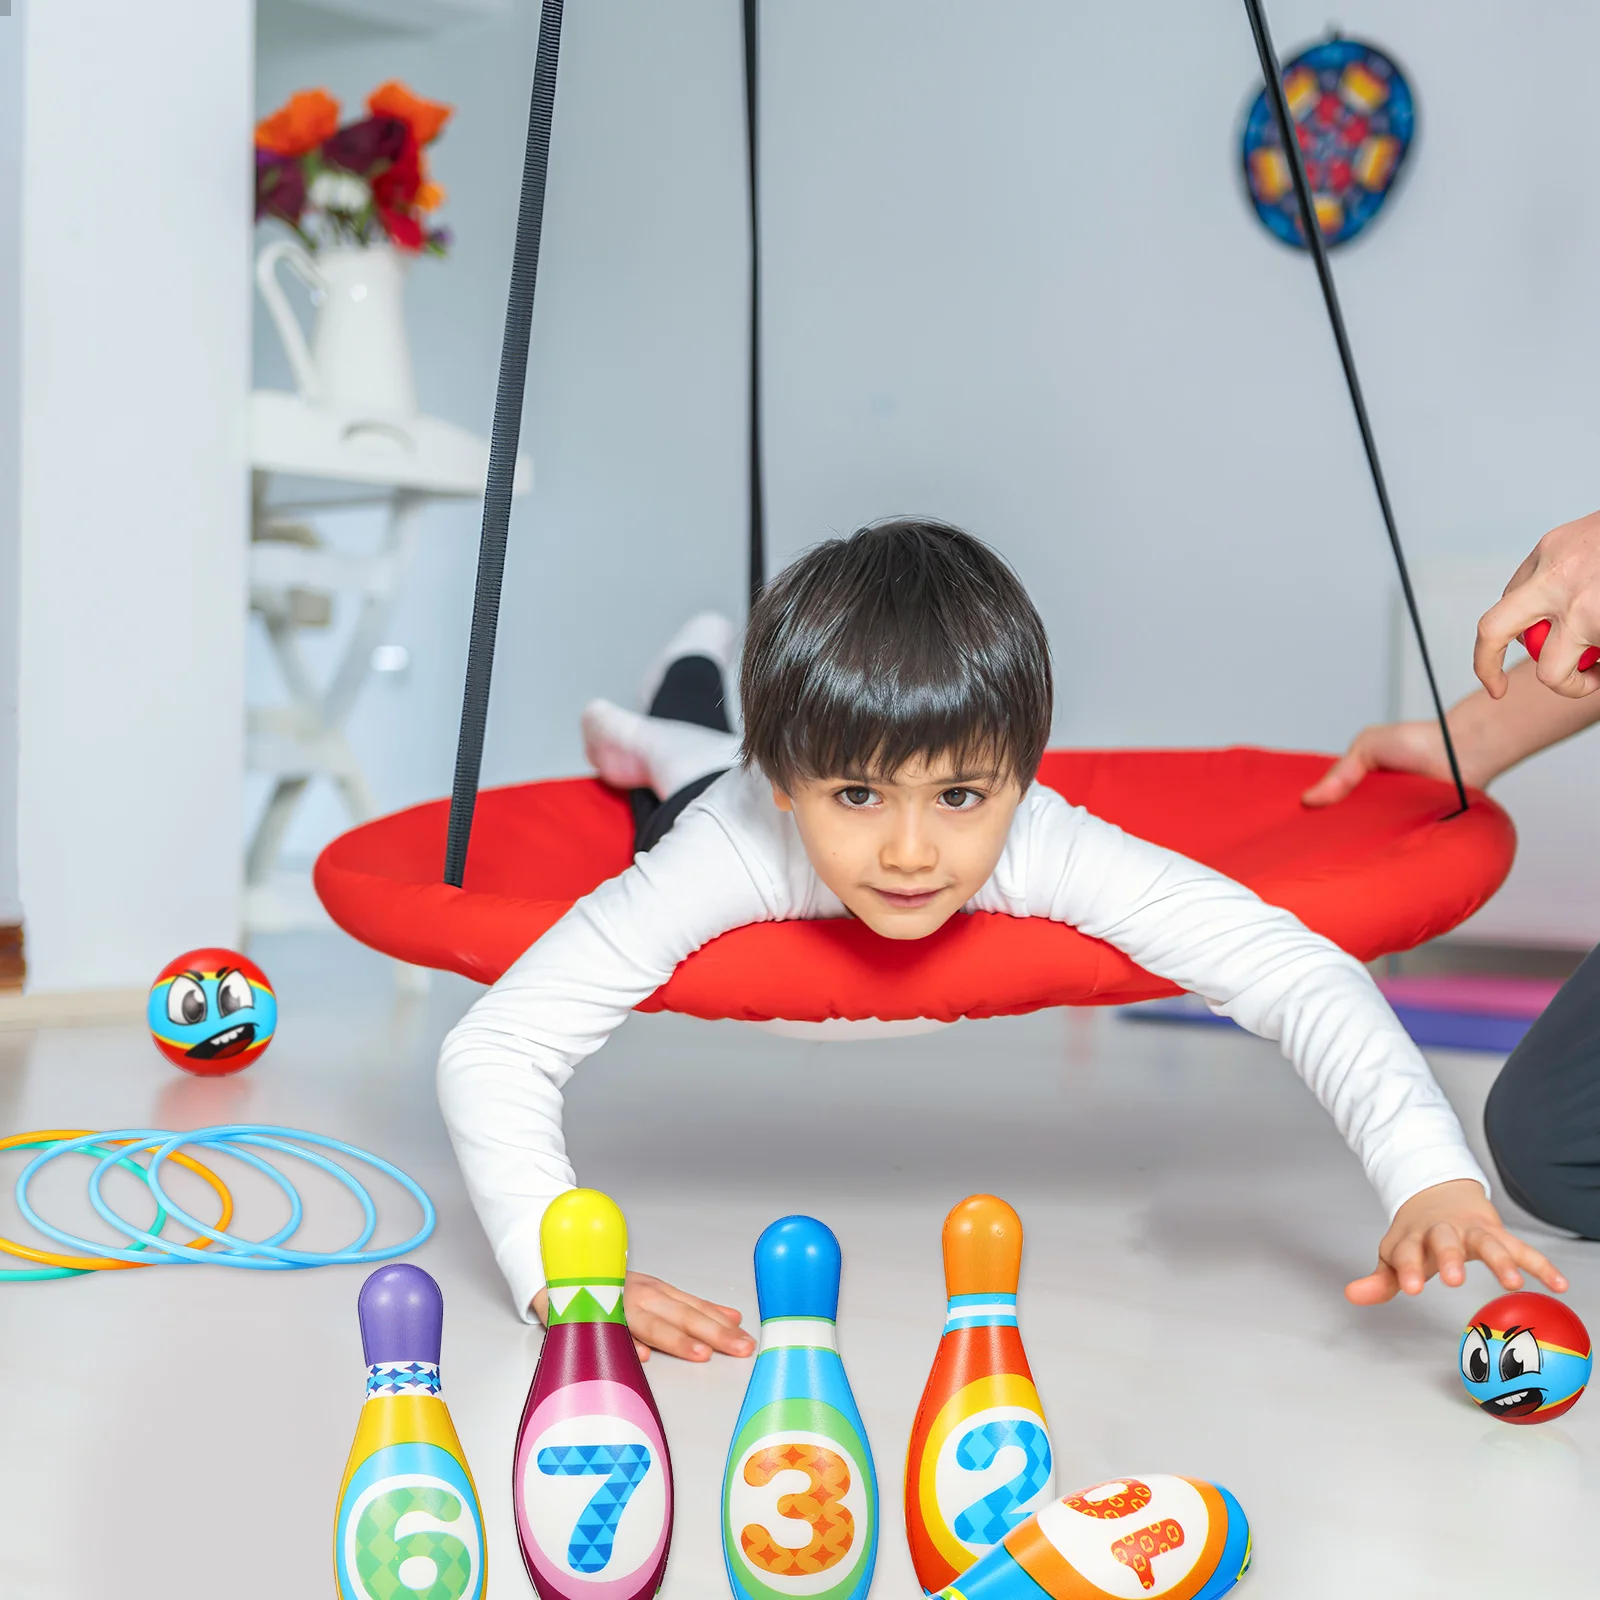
[{"left": 256, "top": 240, "right": 419, "bottom": 416}]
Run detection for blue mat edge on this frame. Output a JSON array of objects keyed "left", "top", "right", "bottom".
[{"left": 1126, "top": 997, "right": 1531, "bottom": 1054}]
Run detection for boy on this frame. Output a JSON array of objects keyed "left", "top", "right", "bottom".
[{"left": 440, "top": 519, "right": 1564, "bottom": 1359}]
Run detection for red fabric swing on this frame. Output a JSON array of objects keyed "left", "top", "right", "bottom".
[
  {"left": 313, "top": 7, "right": 1518, "bottom": 1019},
  {"left": 315, "top": 748, "right": 1514, "bottom": 1021}
]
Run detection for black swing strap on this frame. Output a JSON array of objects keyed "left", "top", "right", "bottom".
[
  {"left": 744, "top": 0, "right": 768, "bottom": 605},
  {"left": 1242, "top": 0, "right": 1469, "bottom": 815},
  {"left": 444, "top": 0, "right": 565, "bottom": 888}
]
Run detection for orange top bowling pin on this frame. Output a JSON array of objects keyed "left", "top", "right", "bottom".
[{"left": 905, "top": 1195, "right": 1055, "bottom": 1594}]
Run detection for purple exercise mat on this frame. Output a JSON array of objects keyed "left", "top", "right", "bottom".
[{"left": 1128, "top": 973, "right": 1563, "bottom": 1054}]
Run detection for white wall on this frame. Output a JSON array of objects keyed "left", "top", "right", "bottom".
[
  {"left": 757, "top": 0, "right": 1600, "bottom": 751},
  {"left": 18, "top": 0, "right": 253, "bottom": 990},
  {"left": 253, "top": 0, "right": 751, "bottom": 857},
  {"left": 257, "top": 2, "right": 1600, "bottom": 910},
  {"left": 0, "top": 2, "right": 22, "bottom": 926}
]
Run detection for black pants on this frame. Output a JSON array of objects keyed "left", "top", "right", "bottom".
[
  {"left": 1485, "top": 941, "right": 1600, "bottom": 1235},
  {"left": 629, "top": 654, "right": 733, "bottom": 854}
]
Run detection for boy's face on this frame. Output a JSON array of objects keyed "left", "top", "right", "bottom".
[{"left": 772, "top": 755, "right": 1025, "bottom": 940}]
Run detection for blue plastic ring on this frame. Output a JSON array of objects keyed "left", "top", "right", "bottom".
[
  {"left": 16, "top": 1125, "right": 433, "bottom": 1270},
  {"left": 17, "top": 1129, "right": 224, "bottom": 1267},
  {"left": 0, "top": 1139, "right": 170, "bottom": 1281},
  {"left": 86, "top": 1134, "right": 310, "bottom": 1269},
  {"left": 136, "top": 1124, "right": 428, "bottom": 1266},
  {"left": 134, "top": 1129, "right": 380, "bottom": 1266}
]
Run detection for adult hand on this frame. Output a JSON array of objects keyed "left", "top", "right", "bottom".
[
  {"left": 1302, "top": 718, "right": 1460, "bottom": 807},
  {"left": 533, "top": 1270, "right": 756, "bottom": 1362},
  {"left": 1475, "top": 510, "right": 1600, "bottom": 699},
  {"left": 1345, "top": 1179, "right": 1568, "bottom": 1305}
]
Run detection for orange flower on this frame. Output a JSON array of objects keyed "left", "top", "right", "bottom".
[
  {"left": 416, "top": 182, "right": 447, "bottom": 213},
  {"left": 367, "top": 81, "right": 454, "bottom": 146},
  {"left": 254, "top": 88, "right": 341, "bottom": 157}
]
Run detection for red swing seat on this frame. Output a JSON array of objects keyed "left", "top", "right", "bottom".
[{"left": 314, "top": 747, "right": 1514, "bottom": 1023}]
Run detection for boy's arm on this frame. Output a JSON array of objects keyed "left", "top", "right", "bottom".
[
  {"left": 1027, "top": 794, "right": 1564, "bottom": 1299},
  {"left": 437, "top": 798, "right": 774, "bottom": 1327}
]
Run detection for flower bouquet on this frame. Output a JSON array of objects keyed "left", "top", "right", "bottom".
[{"left": 255, "top": 82, "right": 453, "bottom": 255}]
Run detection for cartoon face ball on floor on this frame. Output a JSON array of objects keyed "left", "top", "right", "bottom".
[
  {"left": 147, "top": 949, "right": 277, "bottom": 1076},
  {"left": 1460, "top": 1292, "right": 1591, "bottom": 1425}
]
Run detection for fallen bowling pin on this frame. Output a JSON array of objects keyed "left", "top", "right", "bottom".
[
  {"left": 722, "top": 1215, "right": 879, "bottom": 1600},
  {"left": 906, "top": 1194, "right": 1055, "bottom": 1593},
  {"left": 334, "top": 1263, "right": 487, "bottom": 1600},
  {"left": 514, "top": 1189, "right": 673, "bottom": 1600},
  {"left": 935, "top": 1475, "right": 1251, "bottom": 1600}
]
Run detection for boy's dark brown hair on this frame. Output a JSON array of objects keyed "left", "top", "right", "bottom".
[{"left": 739, "top": 519, "right": 1053, "bottom": 790}]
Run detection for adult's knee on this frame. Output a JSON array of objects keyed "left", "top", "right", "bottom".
[{"left": 1484, "top": 1029, "right": 1600, "bottom": 1239}]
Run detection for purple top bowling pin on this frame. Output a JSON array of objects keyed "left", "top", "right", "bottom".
[
  {"left": 335, "top": 1264, "right": 486, "bottom": 1600},
  {"left": 360, "top": 1263, "right": 444, "bottom": 1392}
]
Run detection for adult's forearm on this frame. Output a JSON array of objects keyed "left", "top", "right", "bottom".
[{"left": 1450, "top": 660, "right": 1600, "bottom": 784}]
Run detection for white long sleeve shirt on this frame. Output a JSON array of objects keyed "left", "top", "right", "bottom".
[{"left": 438, "top": 765, "right": 1488, "bottom": 1319}]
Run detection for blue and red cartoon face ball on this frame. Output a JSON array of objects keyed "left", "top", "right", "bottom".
[
  {"left": 147, "top": 948, "right": 277, "bottom": 1076},
  {"left": 1460, "top": 1292, "right": 1591, "bottom": 1425}
]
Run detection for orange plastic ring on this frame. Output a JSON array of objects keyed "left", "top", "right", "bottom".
[{"left": 0, "top": 1129, "right": 236, "bottom": 1271}]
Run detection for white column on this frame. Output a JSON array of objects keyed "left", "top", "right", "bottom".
[
  {"left": 17, "top": 0, "right": 254, "bottom": 991},
  {"left": 0, "top": 5, "right": 22, "bottom": 929}
]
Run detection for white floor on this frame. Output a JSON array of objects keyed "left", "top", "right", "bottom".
[{"left": 0, "top": 931, "right": 1595, "bottom": 1598}]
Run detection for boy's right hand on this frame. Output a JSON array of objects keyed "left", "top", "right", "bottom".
[{"left": 532, "top": 1270, "right": 757, "bottom": 1363}]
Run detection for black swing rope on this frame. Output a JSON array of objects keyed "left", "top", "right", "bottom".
[
  {"left": 1242, "top": 0, "right": 1469, "bottom": 816},
  {"left": 444, "top": 0, "right": 564, "bottom": 888},
  {"left": 445, "top": 1, "right": 1466, "bottom": 888},
  {"left": 744, "top": 0, "right": 768, "bottom": 605},
  {"left": 445, "top": 0, "right": 767, "bottom": 885}
]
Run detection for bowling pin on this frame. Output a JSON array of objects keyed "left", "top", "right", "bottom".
[
  {"left": 722, "top": 1216, "right": 879, "bottom": 1600},
  {"left": 334, "top": 1263, "right": 487, "bottom": 1600},
  {"left": 933, "top": 1475, "right": 1252, "bottom": 1599},
  {"left": 905, "top": 1195, "right": 1054, "bottom": 1594},
  {"left": 513, "top": 1189, "right": 673, "bottom": 1600}
]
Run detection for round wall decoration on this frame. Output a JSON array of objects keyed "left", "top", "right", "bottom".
[{"left": 1241, "top": 35, "right": 1416, "bottom": 250}]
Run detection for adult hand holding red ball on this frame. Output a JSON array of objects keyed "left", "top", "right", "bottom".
[{"left": 1519, "top": 617, "right": 1600, "bottom": 675}]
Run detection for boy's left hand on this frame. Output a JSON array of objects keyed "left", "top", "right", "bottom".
[{"left": 1345, "top": 1179, "right": 1569, "bottom": 1305}]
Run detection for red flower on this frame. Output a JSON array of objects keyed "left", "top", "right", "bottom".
[
  {"left": 372, "top": 136, "right": 423, "bottom": 211},
  {"left": 367, "top": 81, "right": 454, "bottom": 146},
  {"left": 255, "top": 89, "right": 340, "bottom": 157},
  {"left": 378, "top": 208, "right": 426, "bottom": 251},
  {"left": 323, "top": 115, "right": 408, "bottom": 177},
  {"left": 255, "top": 151, "right": 307, "bottom": 225}
]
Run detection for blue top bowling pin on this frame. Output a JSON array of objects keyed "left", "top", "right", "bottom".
[{"left": 721, "top": 1217, "right": 879, "bottom": 1600}]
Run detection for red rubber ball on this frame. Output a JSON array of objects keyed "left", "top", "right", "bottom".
[
  {"left": 146, "top": 947, "right": 278, "bottom": 1076},
  {"left": 1460, "top": 1291, "right": 1592, "bottom": 1425},
  {"left": 1521, "top": 617, "right": 1600, "bottom": 673}
]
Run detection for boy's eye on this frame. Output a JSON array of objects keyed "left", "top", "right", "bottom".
[
  {"left": 838, "top": 786, "right": 876, "bottom": 808},
  {"left": 940, "top": 787, "right": 984, "bottom": 810}
]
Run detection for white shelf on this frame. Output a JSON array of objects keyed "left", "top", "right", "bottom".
[
  {"left": 251, "top": 389, "right": 531, "bottom": 496},
  {"left": 260, "top": 0, "right": 510, "bottom": 39}
]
